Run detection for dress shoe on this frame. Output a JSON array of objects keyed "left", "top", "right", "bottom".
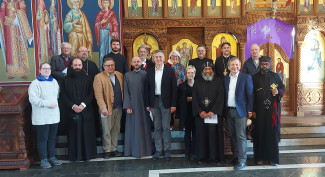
[
  {"left": 104, "top": 152, "right": 111, "bottom": 159},
  {"left": 111, "top": 150, "right": 122, "bottom": 157},
  {"left": 226, "top": 157, "right": 238, "bottom": 164},
  {"left": 270, "top": 161, "right": 278, "bottom": 166},
  {"left": 152, "top": 151, "right": 162, "bottom": 160},
  {"left": 234, "top": 162, "right": 246, "bottom": 170},
  {"left": 40, "top": 159, "right": 51, "bottom": 169},
  {"left": 165, "top": 150, "right": 171, "bottom": 161},
  {"left": 48, "top": 157, "right": 62, "bottom": 166}
]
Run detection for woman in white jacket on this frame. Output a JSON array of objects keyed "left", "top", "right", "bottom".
[{"left": 28, "top": 63, "right": 62, "bottom": 168}]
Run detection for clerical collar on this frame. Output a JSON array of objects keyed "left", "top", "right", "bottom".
[{"left": 223, "top": 55, "right": 230, "bottom": 58}]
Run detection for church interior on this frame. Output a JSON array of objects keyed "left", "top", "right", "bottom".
[{"left": 1, "top": 0, "right": 325, "bottom": 176}]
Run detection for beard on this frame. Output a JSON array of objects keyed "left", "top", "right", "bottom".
[
  {"left": 133, "top": 65, "right": 141, "bottom": 71},
  {"left": 202, "top": 72, "right": 214, "bottom": 81},
  {"left": 71, "top": 68, "right": 84, "bottom": 77},
  {"left": 261, "top": 67, "right": 269, "bottom": 74},
  {"left": 112, "top": 48, "right": 120, "bottom": 53}
]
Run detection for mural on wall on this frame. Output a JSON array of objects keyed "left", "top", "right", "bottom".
[
  {"left": 172, "top": 39, "right": 198, "bottom": 68},
  {"left": 212, "top": 33, "right": 237, "bottom": 61},
  {"left": 63, "top": 0, "right": 93, "bottom": 59},
  {"left": 148, "top": 0, "right": 162, "bottom": 17},
  {"left": 300, "top": 0, "right": 313, "bottom": 14},
  {"left": 36, "top": 0, "right": 51, "bottom": 63},
  {"left": 274, "top": 51, "right": 289, "bottom": 91},
  {"left": 49, "top": 0, "right": 61, "bottom": 56},
  {"left": 301, "top": 31, "right": 325, "bottom": 82},
  {"left": 318, "top": 0, "right": 325, "bottom": 14},
  {"left": 226, "top": 0, "right": 240, "bottom": 17},
  {"left": 245, "top": 18, "right": 294, "bottom": 60},
  {"left": 95, "top": 0, "right": 120, "bottom": 71},
  {"left": 188, "top": 0, "right": 201, "bottom": 17},
  {"left": 246, "top": 0, "right": 294, "bottom": 11},
  {"left": 0, "top": 0, "right": 34, "bottom": 84},
  {"left": 207, "top": 0, "right": 221, "bottom": 16},
  {"left": 128, "top": 0, "right": 142, "bottom": 17},
  {"left": 133, "top": 34, "right": 159, "bottom": 58},
  {"left": 168, "top": 0, "right": 182, "bottom": 17}
]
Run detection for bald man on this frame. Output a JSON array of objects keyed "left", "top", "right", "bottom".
[{"left": 242, "top": 44, "right": 272, "bottom": 75}]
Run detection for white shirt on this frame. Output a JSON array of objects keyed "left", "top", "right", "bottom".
[
  {"left": 227, "top": 72, "right": 239, "bottom": 107},
  {"left": 253, "top": 59, "right": 259, "bottom": 69},
  {"left": 155, "top": 64, "right": 164, "bottom": 95},
  {"left": 142, "top": 60, "right": 146, "bottom": 68},
  {"left": 107, "top": 72, "right": 116, "bottom": 86}
]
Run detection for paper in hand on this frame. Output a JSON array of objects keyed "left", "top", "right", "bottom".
[
  {"left": 204, "top": 114, "right": 218, "bottom": 124},
  {"left": 149, "top": 111, "right": 153, "bottom": 121}
]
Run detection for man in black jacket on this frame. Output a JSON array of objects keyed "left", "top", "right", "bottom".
[
  {"left": 214, "top": 42, "right": 235, "bottom": 80},
  {"left": 131, "top": 46, "right": 154, "bottom": 71},
  {"left": 146, "top": 50, "right": 177, "bottom": 161}
]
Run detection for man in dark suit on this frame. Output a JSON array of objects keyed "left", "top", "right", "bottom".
[
  {"left": 131, "top": 46, "right": 154, "bottom": 71},
  {"left": 146, "top": 50, "right": 177, "bottom": 161},
  {"left": 50, "top": 42, "right": 74, "bottom": 84},
  {"left": 224, "top": 57, "right": 253, "bottom": 170},
  {"left": 215, "top": 42, "right": 235, "bottom": 79},
  {"left": 242, "top": 44, "right": 271, "bottom": 75}
]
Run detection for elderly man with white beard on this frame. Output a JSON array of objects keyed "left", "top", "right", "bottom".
[{"left": 192, "top": 62, "right": 224, "bottom": 164}]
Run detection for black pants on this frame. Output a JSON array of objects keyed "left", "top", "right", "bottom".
[
  {"left": 184, "top": 115, "right": 196, "bottom": 156},
  {"left": 34, "top": 123, "right": 58, "bottom": 160}
]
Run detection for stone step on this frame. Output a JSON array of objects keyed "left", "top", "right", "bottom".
[{"left": 281, "top": 126, "right": 325, "bottom": 134}]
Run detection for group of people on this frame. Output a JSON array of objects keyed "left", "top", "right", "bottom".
[{"left": 28, "top": 39, "right": 285, "bottom": 171}]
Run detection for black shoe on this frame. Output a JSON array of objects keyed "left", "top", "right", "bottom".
[
  {"left": 234, "top": 162, "right": 246, "bottom": 170},
  {"left": 152, "top": 151, "right": 162, "bottom": 161},
  {"left": 226, "top": 157, "right": 238, "bottom": 164},
  {"left": 104, "top": 152, "right": 111, "bottom": 159},
  {"left": 111, "top": 150, "right": 122, "bottom": 157}
]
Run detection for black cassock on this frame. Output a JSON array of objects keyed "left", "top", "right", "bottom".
[
  {"left": 192, "top": 77, "right": 224, "bottom": 162},
  {"left": 252, "top": 71, "right": 285, "bottom": 164},
  {"left": 61, "top": 71, "right": 97, "bottom": 161}
]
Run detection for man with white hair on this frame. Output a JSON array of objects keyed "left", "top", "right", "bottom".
[
  {"left": 131, "top": 46, "right": 154, "bottom": 71},
  {"left": 50, "top": 42, "right": 74, "bottom": 84}
]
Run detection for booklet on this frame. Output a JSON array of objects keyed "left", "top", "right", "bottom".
[{"left": 204, "top": 114, "right": 218, "bottom": 124}]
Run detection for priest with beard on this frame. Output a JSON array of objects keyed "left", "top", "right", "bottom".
[
  {"left": 252, "top": 56, "right": 285, "bottom": 166},
  {"left": 192, "top": 62, "right": 224, "bottom": 164},
  {"left": 61, "top": 58, "right": 97, "bottom": 161},
  {"left": 123, "top": 56, "right": 152, "bottom": 158}
]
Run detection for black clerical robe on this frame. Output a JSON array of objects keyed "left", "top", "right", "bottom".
[
  {"left": 252, "top": 71, "right": 285, "bottom": 164},
  {"left": 192, "top": 77, "right": 224, "bottom": 162},
  {"left": 61, "top": 71, "right": 97, "bottom": 161},
  {"left": 214, "top": 55, "right": 235, "bottom": 79},
  {"left": 188, "top": 58, "right": 213, "bottom": 81}
]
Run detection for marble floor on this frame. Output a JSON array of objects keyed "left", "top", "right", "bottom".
[{"left": 1, "top": 149, "right": 325, "bottom": 177}]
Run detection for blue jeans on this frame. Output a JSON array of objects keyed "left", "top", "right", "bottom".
[
  {"left": 226, "top": 109, "right": 247, "bottom": 163},
  {"left": 34, "top": 123, "right": 59, "bottom": 160},
  {"left": 151, "top": 96, "right": 171, "bottom": 152}
]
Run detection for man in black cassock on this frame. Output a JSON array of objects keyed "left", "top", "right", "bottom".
[
  {"left": 192, "top": 62, "right": 224, "bottom": 164},
  {"left": 188, "top": 44, "right": 213, "bottom": 81},
  {"left": 214, "top": 42, "right": 235, "bottom": 80},
  {"left": 252, "top": 56, "right": 285, "bottom": 166},
  {"left": 61, "top": 58, "right": 97, "bottom": 161}
]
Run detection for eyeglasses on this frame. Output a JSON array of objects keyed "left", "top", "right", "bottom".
[
  {"left": 62, "top": 47, "right": 71, "bottom": 50},
  {"left": 41, "top": 68, "right": 51, "bottom": 70},
  {"left": 104, "top": 64, "right": 115, "bottom": 67}
]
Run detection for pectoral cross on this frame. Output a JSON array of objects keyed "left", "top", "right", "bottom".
[
  {"left": 270, "top": 83, "right": 277, "bottom": 96},
  {"left": 203, "top": 97, "right": 211, "bottom": 107},
  {"left": 223, "top": 68, "right": 228, "bottom": 76}
]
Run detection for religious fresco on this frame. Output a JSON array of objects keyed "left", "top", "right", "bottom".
[
  {"left": 301, "top": 31, "right": 325, "bottom": 82},
  {"left": 148, "top": 0, "right": 162, "bottom": 17},
  {"left": 63, "top": 0, "right": 93, "bottom": 59},
  {"left": 168, "top": 0, "right": 182, "bottom": 17},
  {"left": 35, "top": 0, "right": 62, "bottom": 65},
  {"left": 95, "top": 0, "right": 120, "bottom": 71},
  {"left": 212, "top": 33, "right": 237, "bottom": 62},
  {"left": 172, "top": 39, "right": 198, "bottom": 68},
  {"left": 245, "top": 19, "right": 294, "bottom": 60},
  {"left": 0, "top": 0, "right": 35, "bottom": 84},
  {"left": 36, "top": 0, "right": 51, "bottom": 64},
  {"left": 274, "top": 51, "right": 290, "bottom": 91},
  {"left": 246, "top": 0, "right": 294, "bottom": 11},
  {"left": 188, "top": 0, "right": 201, "bottom": 17},
  {"left": 132, "top": 34, "right": 159, "bottom": 58},
  {"left": 128, "top": 0, "right": 142, "bottom": 17},
  {"left": 299, "top": 0, "right": 313, "bottom": 14},
  {"left": 207, "top": 0, "right": 221, "bottom": 16},
  {"left": 318, "top": 0, "right": 325, "bottom": 14},
  {"left": 226, "top": 0, "right": 240, "bottom": 17}
]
